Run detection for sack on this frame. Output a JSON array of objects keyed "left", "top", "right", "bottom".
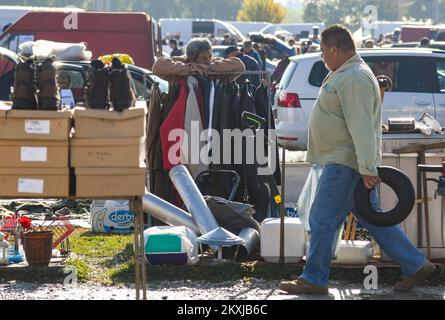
[
  {"left": 205, "top": 196, "right": 261, "bottom": 235},
  {"left": 19, "top": 40, "right": 93, "bottom": 61},
  {"left": 295, "top": 164, "right": 323, "bottom": 232},
  {"left": 143, "top": 226, "right": 198, "bottom": 265}
]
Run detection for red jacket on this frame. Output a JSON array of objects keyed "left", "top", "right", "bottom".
[{"left": 160, "top": 80, "right": 188, "bottom": 169}]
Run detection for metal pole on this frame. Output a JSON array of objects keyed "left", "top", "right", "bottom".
[
  {"left": 130, "top": 197, "right": 141, "bottom": 300},
  {"left": 279, "top": 145, "right": 286, "bottom": 264},
  {"left": 137, "top": 197, "right": 147, "bottom": 300}
]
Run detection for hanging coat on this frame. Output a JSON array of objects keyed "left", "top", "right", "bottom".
[
  {"left": 160, "top": 80, "right": 189, "bottom": 170},
  {"left": 254, "top": 83, "right": 281, "bottom": 185},
  {"left": 184, "top": 76, "right": 208, "bottom": 178},
  {"left": 147, "top": 80, "right": 183, "bottom": 207},
  {"left": 236, "top": 81, "right": 271, "bottom": 222}
]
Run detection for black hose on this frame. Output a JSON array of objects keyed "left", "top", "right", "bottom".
[{"left": 354, "top": 166, "right": 415, "bottom": 227}]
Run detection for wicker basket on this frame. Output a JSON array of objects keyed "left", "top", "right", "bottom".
[{"left": 22, "top": 231, "right": 53, "bottom": 267}]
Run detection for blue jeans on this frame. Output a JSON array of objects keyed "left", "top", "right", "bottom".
[{"left": 301, "top": 164, "right": 428, "bottom": 288}]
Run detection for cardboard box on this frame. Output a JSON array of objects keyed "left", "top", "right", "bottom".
[
  {"left": 0, "top": 168, "right": 69, "bottom": 197},
  {"left": 73, "top": 104, "right": 146, "bottom": 138},
  {"left": 0, "top": 107, "right": 71, "bottom": 141},
  {"left": 71, "top": 137, "right": 146, "bottom": 167},
  {"left": 0, "top": 140, "right": 68, "bottom": 168},
  {"left": 75, "top": 167, "right": 146, "bottom": 197}
]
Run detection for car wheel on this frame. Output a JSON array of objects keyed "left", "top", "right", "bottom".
[{"left": 354, "top": 166, "right": 415, "bottom": 227}]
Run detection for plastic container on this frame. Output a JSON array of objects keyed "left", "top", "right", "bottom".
[
  {"left": 90, "top": 200, "right": 134, "bottom": 234},
  {"left": 332, "top": 240, "right": 373, "bottom": 265},
  {"left": 22, "top": 231, "right": 53, "bottom": 267},
  {"left": 143, "top": 226, "right": 198, "bottom": 265},
  {"left": 260, "top": 217, "right": 306, "bottom": 263}
]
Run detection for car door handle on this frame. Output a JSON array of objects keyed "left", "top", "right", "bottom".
[{"left": 415, "top": 101, "right": 432, "bottom": 106}]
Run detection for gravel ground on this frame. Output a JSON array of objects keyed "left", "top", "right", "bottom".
[{"left": 1, "top": 279, "right": 444, "bottom": 300}]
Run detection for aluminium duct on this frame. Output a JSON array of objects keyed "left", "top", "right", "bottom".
[
  {"left": 142, "top": 193, "right": 200, "bottom": 235},
  {"left": 169, "top": 165, "right": 219, "bottom": 236},
  {"left": 236, "top": 227, "right": 260, "bottom": 261}
]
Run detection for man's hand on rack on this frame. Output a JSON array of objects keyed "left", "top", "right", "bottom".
[
  {"left": 362, "top": 175, "right": 382, "bottom": 189},
  {"left": 189, "top": 63, "right": 209, "bottom": 77}
]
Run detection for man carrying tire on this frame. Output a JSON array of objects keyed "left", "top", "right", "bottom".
[{"left": 279, "top": 25, "right": 435, "bottom": 295}]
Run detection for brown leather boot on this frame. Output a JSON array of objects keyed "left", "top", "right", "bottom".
[
  {"left": 109, "top": 57, "right": 136, "bottom": 112},
  {"left": 393, "top": 262, "right": 436, "bottom": 293},
  {"left": 279, "top": 277, "right": 329, "bottom": 295},
  {"left": 36, "top": 58, "right": 60, "bottom": 110},
  {"left": 12, "top": 60, "right": 37, "bottom": 110},
  {"left": 86, "top": 60, "right": 110, "bottom": 109}
]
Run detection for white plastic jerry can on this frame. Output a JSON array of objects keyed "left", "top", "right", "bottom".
[{"left": 260, "top": 217, "right": 306, "bottom": 263}]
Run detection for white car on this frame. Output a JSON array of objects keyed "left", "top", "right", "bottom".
[{"left": 274, "top": 48, "right": 445, "bottom": 151}]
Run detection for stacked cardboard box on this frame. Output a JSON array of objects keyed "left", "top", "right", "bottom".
[
  {"left": 71, "top": 105, "right": 147, "bottom": 197},
  {"left": 0, "top": 104, "right": 71, "bottom": 197}
]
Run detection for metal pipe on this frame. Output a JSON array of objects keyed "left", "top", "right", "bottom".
[
  {"left": 169, "top": 165, "right": 219, "bottom": 235},
  {"left": 236, "top": 228, "right": 260, "bottom": 261},
  {"left": 142, "top": 193, "right": 200, "bottom": 235}
]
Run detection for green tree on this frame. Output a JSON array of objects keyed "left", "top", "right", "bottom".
[
  {"left": 236, "top": 0, "right": 286, "bottom": 23},
  {"left": 303, "top": 0, "right": 320, "bottom": 23}
]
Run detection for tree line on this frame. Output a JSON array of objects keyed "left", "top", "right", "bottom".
[{"left": 1, "top": 0, "right": 444, "bottom": 27}]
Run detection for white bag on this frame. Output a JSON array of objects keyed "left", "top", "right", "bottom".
[{"left": 19, "top": 40, "right": 93, "bottom": 61}]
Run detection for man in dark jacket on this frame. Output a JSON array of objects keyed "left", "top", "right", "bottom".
[
  {"left": 169, "top": 39, "right": 183, "bottom": 57},
  {"left": 225, "top": 46, "right": 260, "bottom": 87}
]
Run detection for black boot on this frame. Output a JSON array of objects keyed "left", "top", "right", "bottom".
[
  {"left": 12, "top": 60, "right": 38, "bottom": 110},
  {"left": 36, "top": 58, "right": 60, "bottom": 111},
  {"left": 109, "top": 57, "right": 136, "bottom": 112},
  {"left": 86, "top": 60, "right": 110, "bottom": 110}
]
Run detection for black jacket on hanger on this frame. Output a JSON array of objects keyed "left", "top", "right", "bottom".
[{"left": 254, "top": 83, "right": 282, "bottom": 185}]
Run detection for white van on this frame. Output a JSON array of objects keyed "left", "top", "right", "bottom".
[
  {"left": 260, "top": 23, "right": 325, "bottom": 39},
  {"left": 160, "top": 18, "right": 245, "bottom": 47},
  {"left": 226, "top": 21, "right": 272, "bottom": 37},
  {"left": 0, "top": 5, "right": 84, "bottom": 32}
]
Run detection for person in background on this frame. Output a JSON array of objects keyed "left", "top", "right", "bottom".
[
  {"left": 419, "top": 37, "right": 431, "bottom": 48},
  {"left": 392, "top": 28, "right": 401, "bottom": 44},
  {"left": 169, "top": 39, "right": 184, "bottom": 57},
  {"left": 242, "top": 41, "right": 263, "bottom": 70},
  {"left": 225, "top": 45, "right": 260, "bottom": 87},
  {"left": 365, "top": 39, "right": 375, "bottom": 48},
  {"left": 57, "top": 71, "right": 76, "bottom": 108},
  {"left": 253, "top": 43, "right": 267, "bottom": 71},
  {"left": 271, "top": 53, "right": 290, "bottom": 84},
  {"left": 376, "top": 34, "right": 384, "bottom": 46},
  {"left": 302, "top": 40, "right": 313, "bottom": 54},
  {"left": 221, "top": 34, "right": 234, "bottom": 46},
  {"left": 153, "top": 38, "right": 244, "bottom": 82}
]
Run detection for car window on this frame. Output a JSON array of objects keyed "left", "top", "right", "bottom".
[
  {"left": 308, "top": 61, "right": 329, "bottom": 87},
  {"left": 436, "top": 61, "right": 445, "bottom": 93},
  {"left": 130, "top": 71, "right": 147, "bottom": 100},
  {"left": 365, "top": 57, "right": 433, "bottom": 93},
  {"left": 280, "top": 60, "right": 298, "bottom": 90},
  {"left": 56, "top": 69, "right": 85, "bottom": 89}
]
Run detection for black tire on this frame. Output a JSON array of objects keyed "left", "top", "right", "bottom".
[{"left": 353, "top": 166, "right": 415, "bottom": 227}]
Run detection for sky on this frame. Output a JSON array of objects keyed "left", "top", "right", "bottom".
[{"left": 275, "top": 0, "right": 304, "bottom": 9}]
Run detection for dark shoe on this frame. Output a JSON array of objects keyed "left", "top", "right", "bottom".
[
  {"left": 393, "top": 262, "right": 436, "bottom": 293},
  {"left": 86, "top": 59, "right": 110, "bottom": 109},
  {"left": 36, "top": 58, "right": 60, "bottom": 110},
  {"left": 109, "top": 57, "right": 136, "bottom": 112},
  {"left": 12, "top": 60, "right": 37, "bottom": 110},
  {"left": 279, "top": 277, "right": 329, "bottom": 295}
]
